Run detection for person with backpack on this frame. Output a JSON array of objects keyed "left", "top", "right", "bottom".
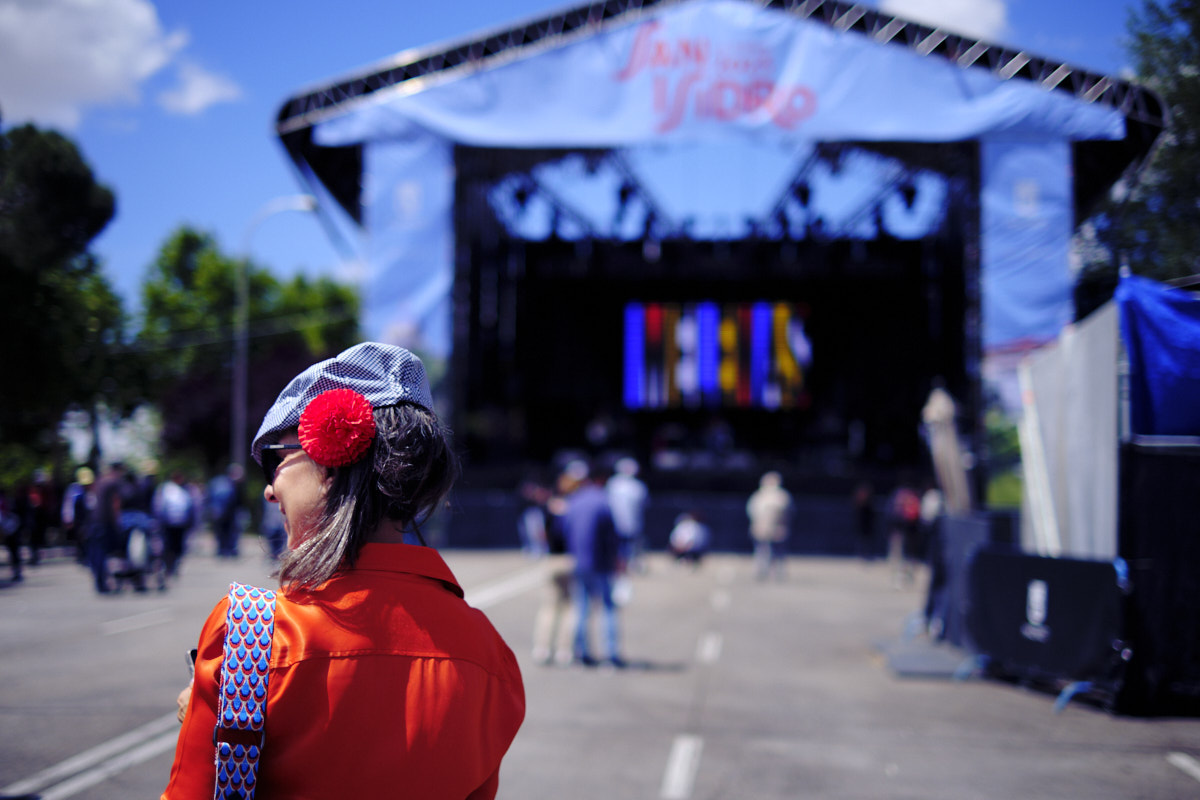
[{"left": 165, "top": 343, "right": 524, "bottom": 799}]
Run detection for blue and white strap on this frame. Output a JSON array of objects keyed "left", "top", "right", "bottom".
[{"left": 214, "top": 583, "right": 276, "bottom": 800}]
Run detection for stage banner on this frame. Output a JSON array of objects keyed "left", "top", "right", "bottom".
[
  {"left": 362, "top": 133, "right": 455, "bottom": 366},
  {"left": 314, "top": 0, "right": 1123, "bottom": 149},
  {"left": 981, "top": 136, "right": 1074, "bottom": 349},
  {"left": 1116, "top": 273, "right": 1200, "bottom": 437}
]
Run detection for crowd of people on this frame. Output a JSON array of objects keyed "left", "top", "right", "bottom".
[
  {"left": 0, "top": 459, "right": 259, "bottom": 593},
  {"left": 521, "top": 455, "right": 803, "bottom": 668},
  {"left": 3, "top": 449, "right": 942, "bottom": 615},
  {"left": 517, "top": 456, "right": 954, "bottom": 669}
]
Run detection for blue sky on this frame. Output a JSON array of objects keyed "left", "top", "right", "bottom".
[{"left": 0, "top": 0, "right": 1141, "bottom": 310}]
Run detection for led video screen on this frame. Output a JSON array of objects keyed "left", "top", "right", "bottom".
[{"left": 623, "top": 301, "right": 813, "bottom": 410}]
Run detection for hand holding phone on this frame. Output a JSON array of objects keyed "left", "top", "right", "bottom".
[{"left": 177, "top": 649, "right": 197, "bottom": 723}]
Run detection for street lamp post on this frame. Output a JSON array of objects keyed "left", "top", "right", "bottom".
[{"left": 231, "top": 194, "right": 319, "bottom": 472}]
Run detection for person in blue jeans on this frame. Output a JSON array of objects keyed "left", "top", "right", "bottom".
[
  {"left": 560, "top": 461, "right": 625, "bottom": 668},
  {"left": 207, "top": 464, "right": 244, "bottom": 558}
]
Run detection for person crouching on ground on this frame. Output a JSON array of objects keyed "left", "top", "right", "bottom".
[{"left": 164, "top": 342, "right": 525, "bottom": 800}]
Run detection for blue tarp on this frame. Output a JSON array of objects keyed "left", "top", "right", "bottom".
[
  {"left": 1117, "top": 274, "right": 1200, "bottom": 437},
  {"left": 297, "top": 0, "right": 1126, "bottom": 358}
]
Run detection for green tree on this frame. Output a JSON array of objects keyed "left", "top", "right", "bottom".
[
  {"left": 0, "top": 122, "right": 137, "bottom": 479},
  {"left": 137, "top": 226, "right": 359, "bottom": 470},
  {"left": 1076, "top": 0, "right": 1200, "bottom": 317}
]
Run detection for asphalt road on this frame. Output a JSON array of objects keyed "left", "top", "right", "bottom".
[{"left": 1, "top": 536, "right": 1198, "bottom": 800}]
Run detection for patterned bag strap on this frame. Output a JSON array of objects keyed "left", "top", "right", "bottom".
[{"left": 213, "top": 582, "right": 277, "bottom": 800}]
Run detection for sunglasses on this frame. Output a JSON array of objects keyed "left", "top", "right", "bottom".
[{"left": 261, "top": 443, "right": 304, "bottom": 486}]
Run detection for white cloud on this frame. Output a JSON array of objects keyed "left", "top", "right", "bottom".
[
  {"left": 157, "top": 60, "right": 241, "bottom": 115},
  {"left": 0, "top": 0, "right": 238, "bottom": 129},
  {"left": 879, "top": 0, "right": 1009, "bottom": 43}
]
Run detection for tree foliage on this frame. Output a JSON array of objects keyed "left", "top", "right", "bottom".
[
  {"left": 1076, "top": 0, "right": 1200, "bottom": 317},
  {"left": 137, "top": 226, "right": 360, "bottom": 470},
  {"left": 0, "top": 123, "right": 137, "bottom": 473}
]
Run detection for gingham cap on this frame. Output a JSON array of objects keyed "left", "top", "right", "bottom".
[{"left": 251, "top": 342, "right": 434, "bottom": 464}]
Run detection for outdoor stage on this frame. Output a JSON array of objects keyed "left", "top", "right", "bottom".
[
  {"left": 450, "top": 145, "right": 970, "bottom": 490},
  {"left": 274, "top": 0, "right": 1163, "bottom": 496}
]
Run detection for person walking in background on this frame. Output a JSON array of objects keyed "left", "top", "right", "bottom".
[
  {"left": 747, "top": 471, "right": 793, "bottom": 581},
  {"left": 606, "top": 457, "right": 648, "bottom": 574},
  {"left": 530, "top": 463, "right": 585, "bottom": 666},
  {"left": 206, "top": 463, "right": 244, "bottom": 558},
  {"left": 61, "top": 467, "right": 93, "bottom": 563},
  {"left": 134, "top": 459, "right": 160, "bottom": 516},
  {"left": 154, "top": 470, "right": 194, "bottom": 578},
  {"left": 14, "top": 472, "right": 51, "bottom": 567},
  {"left": 64, "top": 467, "right": 97, "bottom": 570},
  {"left": 853, "top": 481, "right": 877, "bottom": 561},
  {"left": 1, "top": 488, "right": 22, "bottom": 583},
  {"left": 30, "top": 471, "right": 51, "bottom": 567},
  {"left": 920, "top": 482, "right": 948, "bottom": 635},
  {"left": 888, "top": 482, "right": 922, "bottom": 588},
  {"left": 562, "top": 461, "right": 625, "bottom": 668},
  {"left": 90, "top": 462, "right": 129, "bottom": 594},
  {"left": 186, "top": 475, "right": 205, "bottom": 545},
  {"left": 516, "top": 478, "right": 551, "bottom": 558}
]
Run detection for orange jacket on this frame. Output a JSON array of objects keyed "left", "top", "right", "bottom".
[{"left": 163, "top": 543, "right": 525, "bottom": 799}]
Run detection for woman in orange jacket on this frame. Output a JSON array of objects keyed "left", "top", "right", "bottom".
[{"left": 163, "top": 343, "right": 525, "bottom": 800}]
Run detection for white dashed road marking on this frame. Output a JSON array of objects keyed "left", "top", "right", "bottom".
[
  {"left": 101, "top": 607, "right": 172, "bottom": 635},
  {"left": 0, "top": 712, "right": 178, "bottom": 799},
  {"left": 1168, "top": 751, "right": 1200, "bottom": 784},
  {"left": 661, "top": 734, "right": 704, "bottom": 799},
  {"left": 696, "top": 632, "right": 722, "bottom": 664}
]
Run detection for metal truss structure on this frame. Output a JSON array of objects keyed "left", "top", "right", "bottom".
[{"left": 276, "top": 0, "right": 1166, "bottom": 136}]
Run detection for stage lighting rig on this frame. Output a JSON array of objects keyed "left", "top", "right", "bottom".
[
  {"left": 513, "top": 181, "right": 533, "bottom": 210},
  {"left": 793, "top": 181, "right": 812, "bottom": 207},
  {"left": 776, "top": 208, "right": 792, "bottom": 239}
]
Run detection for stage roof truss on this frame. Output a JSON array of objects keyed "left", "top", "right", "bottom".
[
  {"left": 277, "top": 0, "right": 1166, "bottom": 137},
  {"left": 482, "top": 148, "right": 691, "bottom": 241},
  {"left": 761, "top": 143, "right": 949, "bottom": 242},
  {"left": 494, "top": 170, "right": 600, "bottom": 239},
  {"left": 767, "top": 147, "right": 822, "bottom": 237},
  {"left": 837, "top": 163, "right": 914, "bottom": 237}
]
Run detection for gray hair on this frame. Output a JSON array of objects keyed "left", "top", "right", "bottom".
[{"left": 276, "top": 403, "right": 460, "bottom": 591}]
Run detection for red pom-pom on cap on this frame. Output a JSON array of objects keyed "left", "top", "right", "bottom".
[{"left": 298, "top": 389, "right": 377, "bottom": 468}]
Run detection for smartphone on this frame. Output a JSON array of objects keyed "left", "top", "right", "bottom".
[{"left": 186, "top": 648, "right": 197, "bottom": 678}]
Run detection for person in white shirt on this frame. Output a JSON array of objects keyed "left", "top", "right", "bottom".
[{"left": 606, "top": 457, "right": 648, "bottom": 573}]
